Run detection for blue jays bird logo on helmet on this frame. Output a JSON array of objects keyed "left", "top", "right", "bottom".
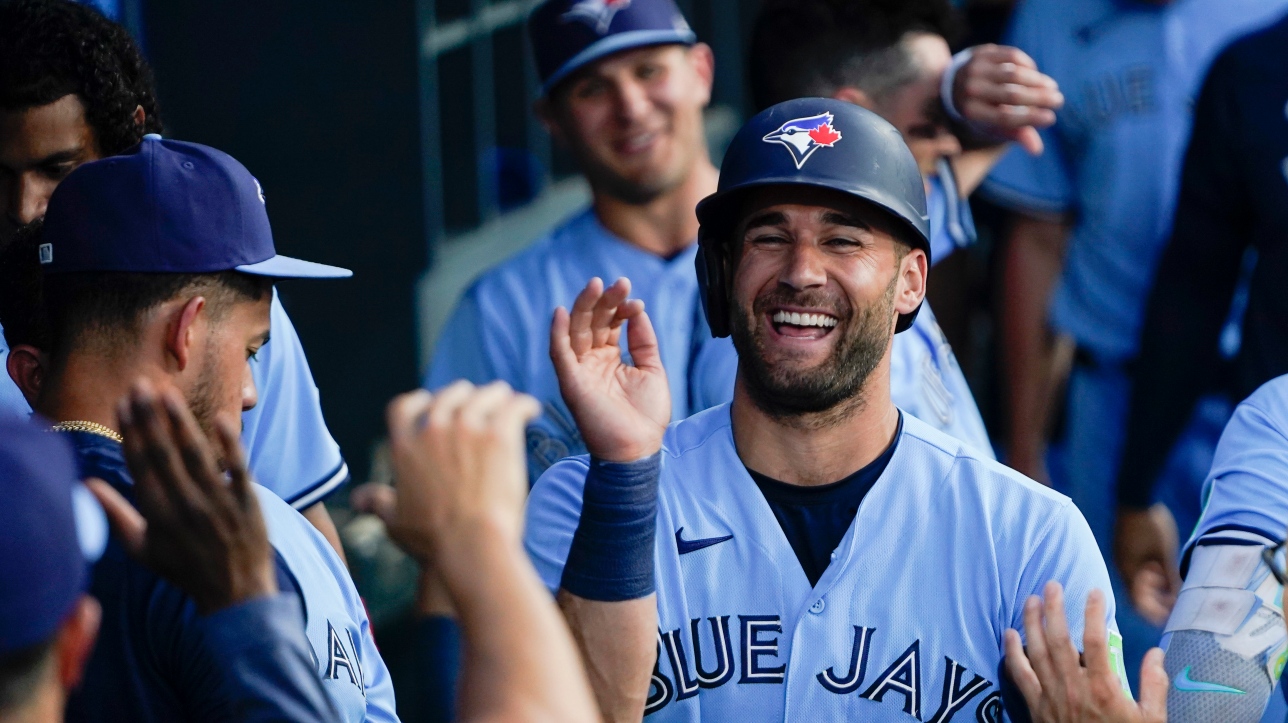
[
  {"left": 762, "top": 112, "right": 843, "bottom": 169},
  {"left": 563, "top": 0, "right": 632, "bottom": 34}
]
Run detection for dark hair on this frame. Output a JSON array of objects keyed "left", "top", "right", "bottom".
[
  {"left": 0, "top": 221, "right": 50, "bottom": 350},
  {"left": 749, "top": 0, "right": 961, "bottom": 111},
  {"left": 0, "top": 638, "right": 54, "bottom": 712},
  {"left": 43, "top": 268, "right": 273, "bottom": 365},
  {"left": 0, "top": 0, "right": 163, "bottom": 155}
]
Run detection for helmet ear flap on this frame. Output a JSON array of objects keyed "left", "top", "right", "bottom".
[{"left": 696, "top": 235, "right": 732, "bottom": 338}]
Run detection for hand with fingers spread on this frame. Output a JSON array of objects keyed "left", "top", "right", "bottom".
[
  {"left": 1003, "top": 581, "right": 1167, "bottom": 723},
  {"left": 953, "top": 44, "right": 1064, "bottom": 155},
  {"left": 86, "top": 381, "right": 276, "bottom": 616},
  {"left": 385, "top": 381, "right": 541, "bottom": 563},
  {"left": 550, "top": 277, "right": 670, "bottom": 463}
]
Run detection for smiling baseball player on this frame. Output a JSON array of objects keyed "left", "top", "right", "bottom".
[{"left": 524, "top": 98, "right": 1124, "bottom": 721}]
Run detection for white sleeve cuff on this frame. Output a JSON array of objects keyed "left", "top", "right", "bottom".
[{"left": 940, "top": 47, "right": 976, "bottom": 125}]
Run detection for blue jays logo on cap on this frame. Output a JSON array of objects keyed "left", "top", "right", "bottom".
[
  {"left": 762, "top": 112, "right": 843, "bottom": 170},
  {"left": 563, "top": 0, "right": 632, "bottom": 34}
]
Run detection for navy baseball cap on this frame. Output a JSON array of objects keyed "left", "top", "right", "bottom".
[
  {"left": 0, "top": 418, "right": 105, "bottom": 654},
  {"left": 40, "top": 135, "right": 351, "bottom": 279},
  {"left": 528, "top": 0, "right": 696, "bottom": 96}
]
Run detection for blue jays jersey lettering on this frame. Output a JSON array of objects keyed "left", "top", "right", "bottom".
[
  {"left": 983, "top": 0, "right": 1288, "bottom": 359},
  {"left": 761, "top": 112, "right": 844, "bottom": 169},
  {"left": 62, "top": 432, "right": 396, "bottom": 723},
  {"left": 0, "top": 295, "right": 346, "bottom": 508},
  {"left": 424, "top": 208, "right": 715, "bottom": 483},
  {"left": 525, "top": 406, "right": 1119, "bottom": 721}
]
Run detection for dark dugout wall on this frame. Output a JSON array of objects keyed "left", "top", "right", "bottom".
[{"left": 144, "top": 0, "right": 425, "bottom": 484}]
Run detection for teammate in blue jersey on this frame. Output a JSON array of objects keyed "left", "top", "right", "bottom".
[
  {"left": 526, "top": 98, "right": 1123, "bottom": 721},
  {"left": 0, "top": 0, "right": 349, "bottom": 547},
  {"left": 421, "top": 0, "right": 721, "bottom": 484},
  {"left": 0, "top": 413, "right": 351, "bottom": 723},
  {"left": 981, "top": 0, "right": 1288, "bottom": 622},
  {"left": 686, "top": 0, "right": 1070, "bottom": 456},
  {"left": 28, "top": 136, "right": 397, "bottom": 722}
]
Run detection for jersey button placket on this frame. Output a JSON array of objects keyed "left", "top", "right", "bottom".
[{"left": 809, "top": 598, "right": 826, "bottom": 614}]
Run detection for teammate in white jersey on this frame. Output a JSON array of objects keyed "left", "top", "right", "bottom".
[{"left": 524, "top": 98, "right": 1122, "bottom": 721}]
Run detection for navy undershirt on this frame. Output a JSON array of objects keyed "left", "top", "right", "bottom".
[{"left": 747, "top": 414, "right": 903, "bottom": 587}]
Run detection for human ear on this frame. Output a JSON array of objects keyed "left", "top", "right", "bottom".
[
  {"left": 689, "top": 43, "right": 715, "bottom": 105},
  {"left": 7, "top": 344, "right": 47, "bottom": 406},
  {"left": 166, "top": 297, "right": 207, "bottom": 372},
  {"left": 893, "top": 248, "right": 928, "bottom": 316},
  {"left": 832, "top": 86, "right": 874, "bottom": 110},
  {"left": 56, "top": 596, "right": 101, "bottom": 690}
]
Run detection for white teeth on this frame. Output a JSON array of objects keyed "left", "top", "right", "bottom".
[{"left": 771, "top": 311, "right": 839, "bottom": 328}]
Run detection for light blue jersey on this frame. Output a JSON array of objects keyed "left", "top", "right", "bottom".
[
  {"left": 0, "top": 293, "right": 345, "bottom": 508},
  {"left": 242, "top": 289, "right": 349, "bottom": 508},
  {"left": 1183, "top": 375, "right": 1288, "bottom": 559},
  {"left": 983, "top": 0, "right": 1288, "bottom": 360},
  {"left": 525, "top": 405, "right": 1121, "bottom": 721},
  {"left": 255, "top": 484, "right": 399, "bottom": 722},
  {"left": 425, "top": 208, "right": 714, "bottom": 483},
  {"left": 688, "top": 166, "right": 994, "bottom": 458}
]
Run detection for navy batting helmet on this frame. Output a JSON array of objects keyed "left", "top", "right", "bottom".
[{"left": 695, "top": 97, "right": 930, "bottom": 337}]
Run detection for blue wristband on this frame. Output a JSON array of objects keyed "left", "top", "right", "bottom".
[{"left": 560, "top": 453, "right": 660, "bottom": 601}]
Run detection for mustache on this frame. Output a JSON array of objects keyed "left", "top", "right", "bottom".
[{"left": 751, "top": 286, "right": 851, "bottom": 320}]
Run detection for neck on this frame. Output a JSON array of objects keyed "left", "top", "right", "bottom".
[
  {"left": 730, "top": 362, "right": 900, "bottom": 486},
  {"left": 591, "top": 158, "right": 719, "bottom": 258},
  {"left": 36, "top": 350, "right": 144, "bottom": 436}
]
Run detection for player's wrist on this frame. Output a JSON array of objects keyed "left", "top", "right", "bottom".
[{"left": 560, "top": 453, "right": 661, "bottom": 601}]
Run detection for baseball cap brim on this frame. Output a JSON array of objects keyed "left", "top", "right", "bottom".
[
  {"left": 236, "top": 254, "right": 352, "bottom": 279},
  {"left": 541, "top": 28, "right": 696, "bottom": 96}
]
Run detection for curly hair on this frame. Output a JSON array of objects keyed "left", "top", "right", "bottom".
[
  {"left": 0, "top": 0, "right": 162, "bottom": 156},
  {"left": 0, "top": 221, "right": 51, "bottom": 351},
  {"left": 749, "top": 0, "right": 962, "bottom": 111}
]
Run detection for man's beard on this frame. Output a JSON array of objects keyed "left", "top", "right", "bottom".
[
  {"left": 730, "top": 277, "right": 895, "bottom": 427},
  {"left": 185, "top": 342, "right": 232, "bottom": 467}
]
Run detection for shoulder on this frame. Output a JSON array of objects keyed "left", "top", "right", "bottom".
[
  {"left": 1226, "top": 375, "right": 1288, "bottom": 443},
  {"left": 900, "top": 414, "right": 1072, "bottom": 511},
  {"left": 660, "top": 404, "right": 734, "bottom": 461},
  {"left": 459, "top": 208, "right": 596, "bottom": 308}
]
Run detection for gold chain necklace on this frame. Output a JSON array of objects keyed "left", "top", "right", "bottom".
[{"left": 50, "top": 420, "right": 123, "bottom": 443}]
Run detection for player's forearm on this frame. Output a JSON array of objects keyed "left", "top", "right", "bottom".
[
  {"left": 558, "top": 592, "right": 657, "bottom": 722},
  {"left": 951, "top": 146, "right": 1008, "bottom": 198},
  {"left": 437, "top": 523, "right": 599, "bottom": 723},
  {"left": 1001, "top": 215, "right": 1069, "bottom": 477}
]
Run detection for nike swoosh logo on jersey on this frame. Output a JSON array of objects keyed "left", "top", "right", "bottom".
[
  {"left": 675, "top": 528, "right": 733, "bottom": 555},
  {"left": 1173, "top": 666, "right": 1247, "bottom": 695}
]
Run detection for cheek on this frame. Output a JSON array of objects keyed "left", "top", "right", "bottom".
[{"left": 732, "top": 252, "right": 780, "bottom": 305}]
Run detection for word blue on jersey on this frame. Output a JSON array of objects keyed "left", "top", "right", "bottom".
[
  {"left": 425, "top": 208, "right": 713, "bottom": 482},
  {"left": 525, "top": 405, "right": 1122, "bottom": 721},
  {"left": 688, "top": 167, "right": 994, "bottom": 458},
  {"left": 64, "top": 431, "right": 397, "bottom": 723},
  {"left": 0, "top": 290, "right": 346, "bottom": 508},
  {"left": 983, "top": 0, "right": 1288, "bottom": 360}
]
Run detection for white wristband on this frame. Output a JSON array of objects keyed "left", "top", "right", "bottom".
[{"left": 940, "top": 47, "right": 975, "bottom": 125}]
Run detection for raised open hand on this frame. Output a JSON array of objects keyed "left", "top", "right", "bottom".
[
  {"left": 550, "top": 277, "right": 670, "bottom": 462},
  {"left": 1003, "top": 582, "right": 1167, "bottom": 723},
  {"left": 86, "top": 380, "right": 276, "bottom": 615}
]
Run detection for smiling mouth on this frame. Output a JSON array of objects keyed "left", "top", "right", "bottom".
[{"left": 769, "top": 309, "right": 840, "bottom": 339}]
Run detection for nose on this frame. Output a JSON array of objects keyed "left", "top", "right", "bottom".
[
  {"left": 5, "top": 174, "right": 49, "bottom": 228},
  {"left": 614, "top": 77, "right": 652, "bottom": 124},
  {"left": 241, "top": 361, "right": 258, "bottom": 412},
  {"left": 780, "top": 240, "right": 828, "bottom": 291}
]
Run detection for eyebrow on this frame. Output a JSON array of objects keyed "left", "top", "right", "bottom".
[{"left": 742, "top": 211, "right": 788, "bottom": 233}]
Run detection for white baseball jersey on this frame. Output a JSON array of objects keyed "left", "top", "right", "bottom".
[{"left": 525, "top": 405, "right": 1122, "bottom": 721}]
